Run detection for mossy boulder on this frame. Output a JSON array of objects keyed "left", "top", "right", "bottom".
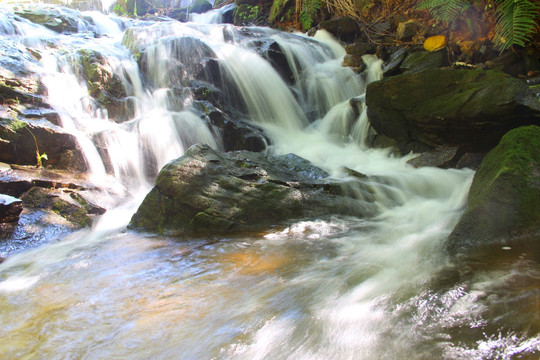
[
  {"left": 130, "top": 144, "right": 376, "bottom": 235},
  {"left": 75, "top": 49, "right": 131, "bottom": 122},
  {"left": 366, "top": 69, "right": 540, "bottom": 154},
  {"left": 447, "top": 125, "right": 540, "bottom": 258},
  {"left": 21, "top": 187, "right": 92, "bottom": 227},
  {"left": 189, "top": 0, "right": 213, "bottom": 14}
]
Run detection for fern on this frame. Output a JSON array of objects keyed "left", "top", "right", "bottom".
[
  {"left": 299, "top": 0, "right": 320, "bottom": 30},
  {"left": 418, "top": 0, "right": 539, "bottom": 51},
  {"left": 270, "top": 0, "right": 290, "bottom": 22},
  {"left": 416, "top": 0, "right": 471, "bottom": 22},
  {"left": 493, "top": 0, "right": 539, "bottom": 51}
]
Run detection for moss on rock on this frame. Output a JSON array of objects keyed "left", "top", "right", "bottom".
[
  {"left": 447, "top": 125, "right": 540, "bottom": 258},
  {"left": 366, "top": 68, "right": 540, "bottom": 154},
  {"left": 130, "top": 144, "right": 377, "bottom": 235}
]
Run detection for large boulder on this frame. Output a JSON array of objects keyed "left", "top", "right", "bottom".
[
  {"left": 130, "top": 144, "right": 375, "bottom": 235},
  {"left": 447, "top": 126, "right": 540, "bottom": 258},
  {"left": 319, "top": 17, "right": 359, "bottom": 43},
  {"left": 366, "top": 69, "right": 540, "bottom": 154}
]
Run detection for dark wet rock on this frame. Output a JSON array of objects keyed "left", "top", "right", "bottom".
[
  {"left": 220, "top": 118, "right": 268, "bottom": 152},
  {"left": 366, "top": 69, "right": 540, "bottom": 154},
  {"left": 0, "top": 194, "right": 23, "bottom": 223},
  {"left": 447, "top": 126, "right": 540, "bottom": 259},
  {"left": 259, "top": 41, "right": 294, "bottom": 85},
  {"left": 400, "top": 48, "right": 450, "bottom": 74},
  {"left": 190, "top": 81, "right": 222, "bottom": 105},
  {"left": 0, "top": 165, "right": 91, "bottom": 197},
  {"left": 383, "top": 47, "right": 408, "bottom": 76},
  {"left": 484, "top": 51, "right": 526, "bottom": 77},
  {"left": 396, "top": 20, "right": 418, "bottom": 41},
  {"left": 220, "top": 5, "right": 236, "bottom": 24},
  {"left": 189, "top": 0, "right": 213, "bottom": 14},
  {"left": 345, "top": 43, "right": 377, "bottom": 57},
  {"left": 130, "top": 144, "right": 376, "bottom": 235},
  {"left": 192, "top": 100, "right": 268, "bottom": 152},
  {"left": 319, "top": 17, "right": 359, "bottom": 43},
  {"left": 407, "top": 145, "right": 459, "bottom": 169},
  {"left": 455, "top": 152, "right": 484, "bottom": 170}
]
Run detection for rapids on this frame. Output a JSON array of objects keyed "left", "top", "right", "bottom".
[{"left": 0, "top": 3, "right": 539, "bottom": 359}]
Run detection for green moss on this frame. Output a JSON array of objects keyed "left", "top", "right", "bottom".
[
  {"left": 234, "top": 4, "right": 259, "bottom": 25},
  {"left": 466, "top": 125, "right": 540, "bottom": 233}
]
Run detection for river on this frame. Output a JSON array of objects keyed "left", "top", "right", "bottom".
[{"left": 0, "top": 3, "right": 538, "bottom": 359}]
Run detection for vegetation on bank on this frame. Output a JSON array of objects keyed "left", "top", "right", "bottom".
[{"left": 112, "top": 0, "right": 539, "bottom": 53}]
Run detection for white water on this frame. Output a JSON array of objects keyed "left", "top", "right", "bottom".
[{"left": 0, "top": 4, "right": 539, "bottom": 359}]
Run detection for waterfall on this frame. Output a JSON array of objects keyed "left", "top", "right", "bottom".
[{"left": 0, "top": 4, "right": 537, "bottom": 359}]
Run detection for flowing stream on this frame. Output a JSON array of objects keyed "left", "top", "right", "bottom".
[{"left": 0, "top": 3, "right": 539, "bottom": 359}]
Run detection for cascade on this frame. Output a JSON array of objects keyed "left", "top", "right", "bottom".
[{"left": 0, "top": 3, "right": 537, "bottom": 359}]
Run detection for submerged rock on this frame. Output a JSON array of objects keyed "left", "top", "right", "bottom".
[
  {"left": 447, "top": 126, "right": 540, "bottom": 259},
  {"left": 366, "top": 69, "right": 540, "bottom": 154},
  {"left": 130, "top": 144, "right": 376, "bottom": 235}
]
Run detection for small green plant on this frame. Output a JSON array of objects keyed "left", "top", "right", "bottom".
[
  {"left": 416, "top": 0, "right": 540, "bottom": 51},
  {"left": 493, "top": 0, "right": 540, "bottom": 51},
  {"left": 10, "top": 118, "right": 48, "bottom": 168},
  {"left": 113, "top": 4, "right": 129, "bottom": 16},
  {"left": 416, "top": 0, "right": 471, "bottom": 22},
  {"left": 270, "top": 0, "right": 291, "bottom": 22},
  {"left": 234, "top": 5, "right": 260, "bottom": 24}
]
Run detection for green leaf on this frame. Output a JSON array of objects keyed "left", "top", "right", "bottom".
[
  {"left": 416, "top": 0, "right": 471, "bottom": 22},
  {"left": 493, "top": 0, "right": 539, "bottom": 51}
]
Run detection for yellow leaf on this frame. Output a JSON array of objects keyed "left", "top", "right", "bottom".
[{"left": 423, "top": 35, "right": 447, "bottom": 52}]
